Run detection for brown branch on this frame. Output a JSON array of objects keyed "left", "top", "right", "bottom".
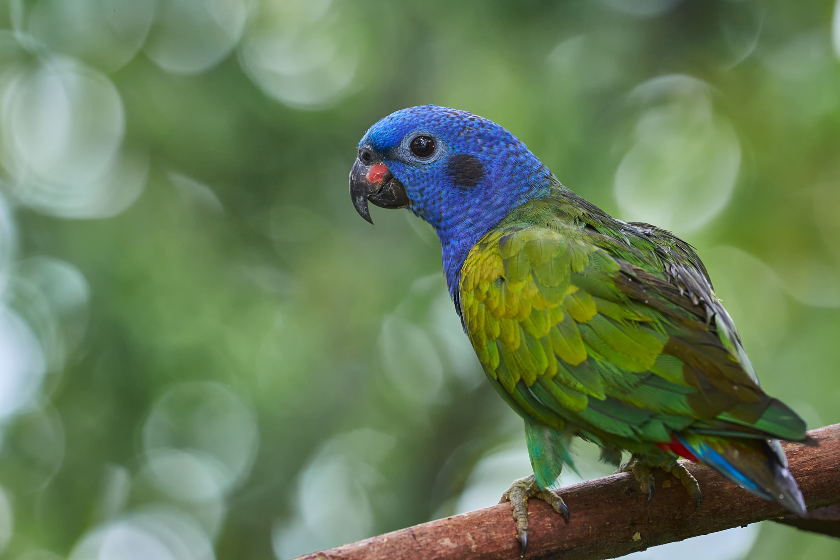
[
  {"left": 295, "top": 424, "right": 840, "bottom": 560},
  {"left": 775, "top": 504, "right": 840, "bottom": 538}
]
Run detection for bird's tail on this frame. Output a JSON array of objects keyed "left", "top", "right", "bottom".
[{"left": 676, "top": 432, "right": 807, "bottom": 516}]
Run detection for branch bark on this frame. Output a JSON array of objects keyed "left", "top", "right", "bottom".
[
  {"left": 295, "top": 424, "right": 840, "bottom": 560},
  {"left": 775, "top": 504, "right": 840, "bottom": 538}
]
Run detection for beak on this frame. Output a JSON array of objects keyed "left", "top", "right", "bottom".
[{"left": 349, "top": 158, "right": 409, "bottom": 224}]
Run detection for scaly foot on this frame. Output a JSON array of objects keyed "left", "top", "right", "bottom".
[
  {"left": 500, "top": 474, "right": 569, "bottom": 557},
  {"left": 669, "top": 461, "right": 702, "bottom": 509},
  {"left": 620, "top": 455, "right": 702, "bottom": 509}
]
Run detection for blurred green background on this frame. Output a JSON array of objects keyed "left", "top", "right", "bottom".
[{"left": 0, "top": 0, "right": 838, "bottom": 559}]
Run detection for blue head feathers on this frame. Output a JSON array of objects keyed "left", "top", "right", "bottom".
[{"left": 357, "top": 105, "right": 554, "bottom": 298}]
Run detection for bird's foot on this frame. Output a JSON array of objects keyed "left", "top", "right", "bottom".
[
  {"left": 619, "top": 455, "right": 702, "bottom": 509},
  {"left": 667, "top": 461, "right": 702, "bottom": 509},
  {"left": 500, "top": 474, "right": 569, "bottom": 557},
  {"left": 619, "top": 455, "right": 656, "bottom": 501}
]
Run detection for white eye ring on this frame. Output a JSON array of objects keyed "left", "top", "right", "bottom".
[{"left": 400, "top": 131, "right": 446, "bottom": 164}]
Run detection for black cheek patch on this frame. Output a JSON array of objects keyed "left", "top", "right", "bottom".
[{"left": 446, "top": 154, "right": 485, "bottom": 188}]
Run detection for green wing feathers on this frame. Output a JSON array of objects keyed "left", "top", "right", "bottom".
[{"left": 459, "top": 219, "right": 808, "bottom": 455}]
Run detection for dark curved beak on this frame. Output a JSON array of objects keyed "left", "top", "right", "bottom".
[{"left": 349, "top": 159, "right": 409, "bottom": 224}]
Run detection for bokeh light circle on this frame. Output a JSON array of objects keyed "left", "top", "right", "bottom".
[
  {"left": 1, "top": 55, "right": 146, "bottom": 218},
  {"left": 0, "top": 306, "right": 45, "bottom": 421},
  {"left": 10, "top": 257, "right": 90, "bottom": 375},
  {"left": 239, "top": 0, "right": 358, "bottom": 109},
  {"left": 142, "top": 382, "right": 259, "bottom": 502},
  {"left": 144, "top": 0, "right": 250, "bottom": 75},
  {"left": 614, "top": 75, "right": 741, "bottom": 234},
  {"left": 68, "top": 508, "right": 215, "bottom": 560},
  {"left": 22, "top": 0, "right": 156, "bottom": 72},
  {"left": 0, "top": 406, "right": 65, "bottom": 492},
  {"left": 272, "top": 429, "right": 394, "bottom": 559}
]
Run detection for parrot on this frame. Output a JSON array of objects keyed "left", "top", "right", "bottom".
[{"left": 349, "top": 105, "right": 813, "bottom": 553}]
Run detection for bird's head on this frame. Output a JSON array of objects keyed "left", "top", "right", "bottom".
[
  {"left": 350, "top": 105, "right": 553, "bottom": 294},
  {"left": 351, "top": 105, "right": 552, "bottom": 233}
]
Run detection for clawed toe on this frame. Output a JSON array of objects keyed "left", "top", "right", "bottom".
[
  {"left": 622, "top": 455, "right": 702, "bottom": 509},
  {"left": 620, "top": 456, "right": 656, "bottom": 501},
  {"left": 536, "top": 487, "right": 570, "bottom": 522},
  {"left": 669, "top": 462, "right": 702, "bottom": 509},
  {"left": 500, "top": 474, "right": 570, "bottom": 557}
]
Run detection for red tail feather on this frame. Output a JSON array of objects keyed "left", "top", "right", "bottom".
[{"left": 657, "top": 435, "right": 700, "bottom": 462}]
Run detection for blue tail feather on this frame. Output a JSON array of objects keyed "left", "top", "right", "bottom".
[
  {"left": 675, "top": 433, "right": 806, "bottom": 516},
  {"left": 675, "top": 434, "right": 769, "bottom": 499}
]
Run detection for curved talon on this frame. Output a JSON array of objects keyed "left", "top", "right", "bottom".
[
  {"left": 623, "top": 458, "right": 655, "bottom": 501},
  {"left": 623, "top": 455, "right": 702, "bottom": 509},
  {"left": 500, "top": 474, "right": 570, "bottom": 557},
  {"left": 557, "top": 497, "right": 571, "bottom": 523},
  {"left": 670, "top": 462, "right": 702, "bottom": 510},
  {"left": 537, "top": 488, "right": 570, "bottom": 523}
]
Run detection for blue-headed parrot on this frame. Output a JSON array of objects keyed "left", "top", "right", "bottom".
[{"left": 349, "top": 105, "right": 812, "bottom": 554}]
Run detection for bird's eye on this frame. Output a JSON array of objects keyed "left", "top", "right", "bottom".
[{"left": 410, "top": 136, "right": 436, "bottom": 159}]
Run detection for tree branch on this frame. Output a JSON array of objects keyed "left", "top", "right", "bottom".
[
  {"left": 295, "top": 424, "right": 840, "bottom": 560},
  {"left": 775, "top": 504, "right": 840, "bottom": 538}
]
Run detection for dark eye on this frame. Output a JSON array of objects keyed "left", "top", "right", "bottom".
[{"left": 410, "top": 136, "right": 436, "bottom": 158}]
